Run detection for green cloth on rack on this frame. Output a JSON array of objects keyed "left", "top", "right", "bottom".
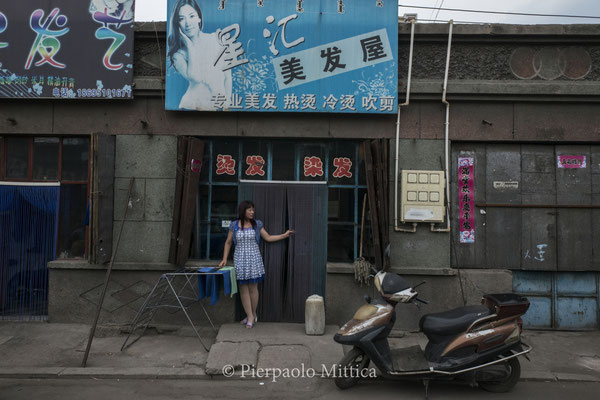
[{"left": 220, "top": 266, "right": 238, "bottom": 297}]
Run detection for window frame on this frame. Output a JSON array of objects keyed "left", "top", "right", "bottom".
[
  {"left": 0, "top": 135, "right": 91, "bottom": 258},
  {"left": 194, "top": 138, "right": 367, "bottom": 262}
]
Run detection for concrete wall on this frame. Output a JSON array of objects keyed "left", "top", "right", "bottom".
[
  {"left": 48, "top": 134, "right": 181, "bottom": 325},
  {"left": 48, "top": 264, "right": 511, "bottom": 330},
  {"left": 112, "top": 135, "right": 177, "bottom": 264},
  {"left": 49, "top": 267, "right": 235, "bottom": 326},
  {"left": 326, "top": 269, "right": 513, "bottom": 330},
  {"left": 0, "top": 97, "right": 396, "bottom": 139},
  {"left": 388, "top": 138, "right": 450, "bottom": 271}
]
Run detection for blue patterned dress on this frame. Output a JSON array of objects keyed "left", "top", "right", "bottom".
[{"left": 233, "top": 225, "right": 265, "bottom": 285}]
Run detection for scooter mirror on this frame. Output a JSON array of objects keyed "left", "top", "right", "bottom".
[
  {"left": 413, "top": 280, "right": 427, "bottom": 289},
  {"left": 384, "top": 244, "right": 391, "bottom": 259}
]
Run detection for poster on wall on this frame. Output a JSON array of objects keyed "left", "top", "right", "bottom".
[
  {"left": 557, "top": 155, "right": 586, "bottom": 169},
  {"left": 458, "top": 157, "right": 475, "bottom": 244},
  {"left": 165, "top": 0, "right": 398, "bottom": 113},
  {"left": 0, "top": 1, "right": 135, "bottom": 99}
]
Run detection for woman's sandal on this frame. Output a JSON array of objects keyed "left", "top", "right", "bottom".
[
  {"left": 241, "top": 316, "right": 257, "bottom": 325},
  {"left": 245, "top": 321, "right": 254, "bottom": 329}
]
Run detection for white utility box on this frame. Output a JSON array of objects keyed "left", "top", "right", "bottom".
[{"left": 400, "top": 170, "right": 446, "bottom": 223}]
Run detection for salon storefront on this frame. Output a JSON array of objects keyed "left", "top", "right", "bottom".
[{"left": 2, "top": 19, "right": 600, "bottom": 329}]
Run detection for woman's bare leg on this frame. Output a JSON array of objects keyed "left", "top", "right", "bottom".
[
  {"left": 239, "top": 284, "right": 254, "bottom": 323},
  {"left": 249, "top": 283, "right": 259, "bottom": 321}
]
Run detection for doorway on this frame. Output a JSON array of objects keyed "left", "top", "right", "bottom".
[
  {"left": 0, "top": 183, "right": 60, "bottom": 320},
  {"left": 238, "top": 181, "right": 328, "bottom": 323}
]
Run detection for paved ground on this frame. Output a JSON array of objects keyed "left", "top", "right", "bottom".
[
  {"left": 0, "top": 321, "right": 599, "bottom": 384},
  {"left": 0, "top": 378, "right": 599, "bottom": 400}
]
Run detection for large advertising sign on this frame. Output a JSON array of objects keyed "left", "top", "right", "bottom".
[
  {"left": 0, "top": 1, "right": 135, "bottom": 99},
  {"left": 165, "top": 0, "right": 398, "bottom": 113}
]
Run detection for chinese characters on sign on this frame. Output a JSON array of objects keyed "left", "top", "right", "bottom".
[
  {"left": 0, "top": 1, "right": 135, "bottom": 99},
  {"left": 557, "top": 155, "right": 587, "bottom": 169},
  {"left": 90, "top": 1, "right": 135, "bottom": 72},
  {"left": 458, "top": 157, "right": 475, "bottom": 244},
  {"left": 304, "top": 156, "right": 324, "bottom": 177},
  {"left": 0, "top": 12, "right": 7, "bottom": 49},
  {"left": 26, "top": 8, "right": 70, "bottom": 70},
  {"left": 216, "top": 154, "right": 354, "bottom": 179},
  {"left": 216, "top": 154, "right": 236, "bottom": 175},
  {"left": 245, "top": 155, "right": 266, "bottom": 176},
  {"left": 332, "top": 157, "right": 352, "bottom": 178},
  {"left": 166, "top": 0, "right": 397, "bottom": 113}
]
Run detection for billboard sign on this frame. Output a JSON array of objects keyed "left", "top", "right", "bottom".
[
  {"left": 165, "top": 0, "right": 398, "bottom": 113},
  {"left": 0, "top": 1, "right": 135, "bottom": 99}
]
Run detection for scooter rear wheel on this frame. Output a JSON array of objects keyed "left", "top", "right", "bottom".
[
  {"left": 478, "top": 357, "right": 521, "bottom": 393},
  {"left": 335, "top": 347, "right": 371, "bottom": 390}
]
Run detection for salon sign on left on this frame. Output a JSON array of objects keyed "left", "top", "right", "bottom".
[
  {"left": 0, "top": 1, "right": 135, "bottom": 99},
  {"left": 165, "top": 0, "right": 398, "bottom": 113}
]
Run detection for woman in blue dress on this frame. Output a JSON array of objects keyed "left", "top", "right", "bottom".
[{"left": 219, "top": 200, "right": 293, "bottom": 328}]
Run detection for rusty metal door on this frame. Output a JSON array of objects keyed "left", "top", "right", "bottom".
[{"left": 452, "top": 143, "right": 600, "bottom": 329}]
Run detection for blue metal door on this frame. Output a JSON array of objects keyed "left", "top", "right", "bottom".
[{"left": 513, "top": 271, "right": 599, "bottom": 330}]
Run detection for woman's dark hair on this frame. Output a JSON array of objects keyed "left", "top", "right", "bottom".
[
  {"left": 238, "top": 200, "right": 256, "bottom": 229},
  {"left": 167, "top": 0, "right": 203, "bottom": 68}
]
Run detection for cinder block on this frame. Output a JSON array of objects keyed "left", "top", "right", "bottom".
[
  {"left": 145, "top": 179, "right": 176, "bottom": 221},
  {"left": 112, "top": 221, "right": 172, "bottom": 263},
  {"left": 114, "top": 178, "right": 146, "bottom": 221},
  {"left": 115, "top": 135, "right": 177, "bottom": 178}
]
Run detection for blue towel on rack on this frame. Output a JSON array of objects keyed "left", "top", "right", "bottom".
[{"left": 197, "top": 267, "right": 232, "bottom": 306}]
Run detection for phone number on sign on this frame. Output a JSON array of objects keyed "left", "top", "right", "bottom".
[{"left": 77, "top": 88, "right": 132, "bottom": 98}]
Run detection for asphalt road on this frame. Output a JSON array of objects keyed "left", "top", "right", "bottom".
[{"left": 0, "top": 378, "right": 599, "bottom": 400}]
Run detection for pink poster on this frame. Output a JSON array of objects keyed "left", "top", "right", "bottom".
[
  {"left": 458, "top": 157, "right": 475, "bottom": 244},
  {"left": 557, "top": 155, "right": 586, "bottom": 169}
]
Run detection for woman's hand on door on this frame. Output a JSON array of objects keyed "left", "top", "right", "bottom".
[{"left": 261, "top": 228, "right": 295, "bottom": 242}]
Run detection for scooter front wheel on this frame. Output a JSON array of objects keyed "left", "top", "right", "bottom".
[
  {"left": 477, "top": 357, "right": 521, "bottom": 393},
  {"left": 334, "top": 347, "right": 371, "bottom": 390}
]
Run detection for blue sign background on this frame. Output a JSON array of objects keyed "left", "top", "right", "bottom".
[{"left": 165, "top": 0, "right": 397, "bottom": 113}]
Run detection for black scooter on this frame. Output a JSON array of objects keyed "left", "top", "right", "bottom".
[{"left": 333, "top": 271, "right": 532, "bottom": 396}]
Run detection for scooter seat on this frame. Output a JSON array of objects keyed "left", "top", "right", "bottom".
[{"left": 419, "top": 305, "right": 490, "bottom": 339}]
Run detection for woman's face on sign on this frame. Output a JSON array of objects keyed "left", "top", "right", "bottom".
[
  {"left": 178, "top": 4, "right": 201, "bottom": 38},
  {"left": 244, "top": 207, "right": 255, "bottom": 220}
]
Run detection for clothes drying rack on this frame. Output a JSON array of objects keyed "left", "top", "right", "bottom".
[{"left": 120, "top": 267, "right": 224, "bottom": 352}]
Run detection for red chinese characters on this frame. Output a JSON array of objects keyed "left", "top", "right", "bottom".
[
  {"left": 303, "top": 156, "right": 324, "bottom": 177},
  {"left": 245, "top": 155, "right": 266, "bottom": 176},
  {"left": 458, "top": 157, "right": 475, "bottom": 243},
  {"left": 332, "top": 157, "right": 352, "bottom": 178},
  {"left": 216, "top": 154, "right": 236, "bottom": 175}
]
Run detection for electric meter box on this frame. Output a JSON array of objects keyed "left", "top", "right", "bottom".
[{"left": 400, "top": 170, "right": 446, "bottom": 223}]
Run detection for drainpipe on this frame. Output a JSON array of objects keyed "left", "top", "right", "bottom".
[
  {"left": 431, "top": 20, "right": 453, "bottom": 233},
  {"left": 394, "top": 19, "right": 417, "bottom": 233}
]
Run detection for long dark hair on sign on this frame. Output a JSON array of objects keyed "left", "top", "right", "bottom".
[
  {"left": 238, "top": 200, "right": 256, "bottom": 229},
  {"left": 167, "top": 0, "right": 204, "bottom": 68}
]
